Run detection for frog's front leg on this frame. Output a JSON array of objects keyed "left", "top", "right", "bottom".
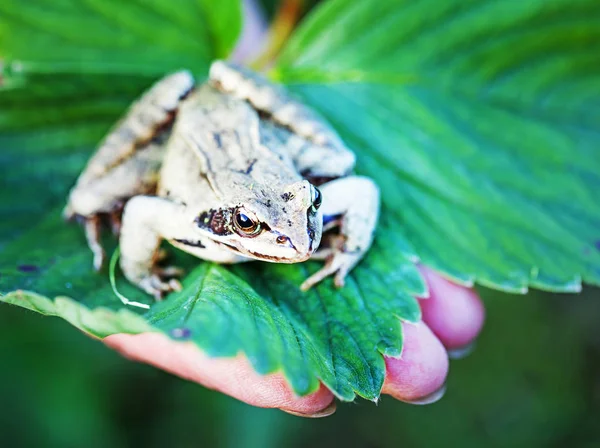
[
  {"left": 301, "top": 176, "right": 380, "bottom": 291},
  {"left": 119, "top": 196, "right": 189, "bottom": 299}
]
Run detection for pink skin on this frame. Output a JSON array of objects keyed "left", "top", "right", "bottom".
[
  {"left": 418, "top": 266, "right": 485, "bottom": 351},
  {"left": 103, "top": 266, "right": 485, "bottom": 416},
  {"left": 104, "top": 333, "right": 334, "bottom": 415},
  {"left": 381, "top": 322, "right": 449, "bottom": 404}
]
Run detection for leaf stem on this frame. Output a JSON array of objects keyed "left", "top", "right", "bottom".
[
  {"left": 249, "top": 0, "right": 305, "bottom": 71},
  {"left": 109, "top": 247, "right": 150, "bottom": 310}
]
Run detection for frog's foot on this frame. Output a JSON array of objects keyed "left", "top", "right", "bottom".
[
  {"left": 83, "top": 216, "right": 106, "bottom": 271},
  {"left": 155, "top": 265, "right": 185, "bottom": 278},
  {"left": 138, "top": 266, "right": 183, "bottom": 300},
  {"left": 301, "top": 176, "right": 380, "bottom": 291},
  {"left": 300, "top": 248, "right": 362, "bottom": 291},
  {"left": 72, "top": 209, "right": 126, "bottom": 271}
]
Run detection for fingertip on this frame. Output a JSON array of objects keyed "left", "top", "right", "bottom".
[
  {"left": 382, "top": 321, "right": 448, "bottom": 403},
  {"left": 280, "top": 387, "right": 337, "bottom": 418},
  {"left": 275, "top": 383, "right": 336, "bottom": 417},
  {"left": 418, "top": 266, "right": 485, "bottom": 350},
  {"left": 103, "top": 333, "right": 335, "bottom": 416}
]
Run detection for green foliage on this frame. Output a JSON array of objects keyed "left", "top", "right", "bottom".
[
  {"left": 1, "top": 0, "right": 599, "bottom": 401},
  {"left": 274, "top": 0, "right": 600, "bottom": 293},
  {"left": 0, "top": 0, "right": 241, "bottom": 75},
  {"left": 1, "top": 290, "right": 153, "bottom": 337}
]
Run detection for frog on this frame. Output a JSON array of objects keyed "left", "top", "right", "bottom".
[{"left": 64, "top": 61, "right": 380, "bottom": 299}]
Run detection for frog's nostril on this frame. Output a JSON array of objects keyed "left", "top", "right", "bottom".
[{"left": 276, "top": 235, "right": 288, "bottom": 245}]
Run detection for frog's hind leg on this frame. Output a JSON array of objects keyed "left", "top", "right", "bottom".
[
  {"left": 301, "top": 176, "right": 380, "bottom": 291},
  {"left": 65, "top": 71, "right": 195, "bottom": 270},
  {"left": 67, "top": 140, "right": 166, "bottom": 270},
  {"left": 71, "top": 71, "right": 194, "bottom": 188},
  {"left": 66, "top": 138, "right": 167, "bottom": 218}
]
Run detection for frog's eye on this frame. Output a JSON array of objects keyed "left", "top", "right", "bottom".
[
  {"left": 310, "top": 185, "right": 322, "bottom": 212},
  {"left": 234, "top": 208, "right": 261, "bottom": 235}
]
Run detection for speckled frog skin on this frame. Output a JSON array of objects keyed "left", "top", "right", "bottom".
[{"left": 65, "top": 61, "right": 380, "bottom": 298}]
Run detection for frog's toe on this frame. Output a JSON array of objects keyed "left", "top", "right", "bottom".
[
  {"left": 138, "top": 266, "right": 184, "bottom": 299},
  {"left": 83, "top": 216, "right": 106, "bottom": 271},
  {"left": 300, "top": 263, "right": 336, "bottom": 291},
  {"left": 300, "top": 251, "right": 360, "bottom": 291},
  {"left": 155, "top": 265, "right": 185, "bottom": 278},
  {"left": 333, "top": 266, "right": 350, "bottom": 288},
  {"left": 139, "top": 274, "right": 182, "bottom": 300},
  {"left": 92, "top": 249, "right": 106, "bottom": 272}
]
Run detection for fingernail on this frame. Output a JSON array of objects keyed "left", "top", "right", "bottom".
[
  {"left": 403, "top": 384, "right": 447, "bottom": 405},
  {"left": 281, "top": 400, "right": 337, "bottom": 418},
  {"left": 447, "top": 341, "right": 476, "bottom": 360}
]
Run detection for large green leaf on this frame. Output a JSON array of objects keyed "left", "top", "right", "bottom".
[
  {"left": 274, "top": 0, "right": 600, "bottom": 293},
  {"left": 0, "top": 0, "right": 423, "bottom": 401}
]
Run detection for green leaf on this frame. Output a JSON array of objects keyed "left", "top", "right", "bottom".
[
  {"left": 0, "top": 290, "right": 153, "bottom": 337},
  {"left": 0, "top": 0, "right": 423, "bottom": 401},
  {"left": 274, "top": 0, "right": 600, "bottom": 293},
  {"left": 0, "top": 0, "right": 241, "bottom": 75},
  {"left": 147, "top": 259, "right": 421, "bottom": 398}
]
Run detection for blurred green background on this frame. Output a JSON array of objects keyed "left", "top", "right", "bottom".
[{"left": 2, "top": 286, "right": 599, "bottom": 448}]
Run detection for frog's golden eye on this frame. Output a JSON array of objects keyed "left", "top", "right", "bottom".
[
  {"left": 310, "top": 185, "right": 322, "bottom": 212},
  {"left": 234, "top": 208, "right": 261, "bottom": 235}
]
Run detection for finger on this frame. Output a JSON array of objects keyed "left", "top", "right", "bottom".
[
  {"left": 104, "top": 333, "right": 335, "bottom": 417},
  {"left": 382, "top": 321, "right": 449, "bottom": 404},
  {"left": 418, "top": 266, "right": 486, "bottom": 353}
]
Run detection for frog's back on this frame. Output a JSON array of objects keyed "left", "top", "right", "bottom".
[{"left": 159, "top": 84, "right": 301, "bottom": 205}]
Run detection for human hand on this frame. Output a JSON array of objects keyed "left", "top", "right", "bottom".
[{"left": 104, "top": 266, "right": 484, "bottom": 417}]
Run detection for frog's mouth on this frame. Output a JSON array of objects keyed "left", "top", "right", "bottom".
[{"left": 217, "top": 240, "right": 311, "bottom": 263}]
